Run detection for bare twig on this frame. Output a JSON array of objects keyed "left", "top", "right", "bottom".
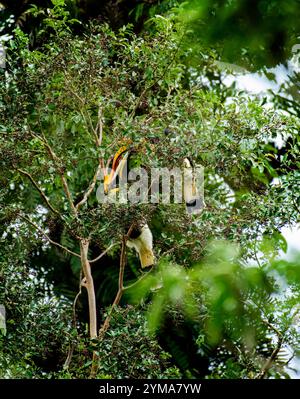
[
  {"left": 64, "top": 270, "right": 84, "bottom": 370},
  {"left": 129, "top": 41, "right": 180, "bottom": 119},
  {"left": 75, "top": 163, "right": 102, "bottom": 211},
  {"left": 89, "top": 243, "right": 119, "bottom": 264},
  {"left": 20, "top": 214, "right": 81, "bottom": 258},
  {"left": 255, "top": 335, "right": 284, "bottom": 379},
  {"left": 17, "top": 168, "right": 61, "bottom": 218},
  {"left": 123, "top": 267, "right": 154, "bottom": 291},
  {"left": 31, "top": 131, "right": 77, "bottom": 216},
  {"left": 95, "top": 105, "right": 103, "bottom": 147},
  {"left": 98, "top": 225, "right": 134, "bottom": 338}
]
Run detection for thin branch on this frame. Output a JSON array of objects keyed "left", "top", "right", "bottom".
[
  {"left": 129, "top": 41, "right": 180, "bottom": 119},
  {"left": 284, "top": 353, "right": 295, "bottom": 366},
  {"left": 17, "top": 168, "right": 61, "bottom": 218},
  {"left": 60, "top": 174, "right": 77, "bottom": 216},
  {"left": 254, "top": 317, "right": 285, "bottom": 379},
  {"left": 75, "top": 163, "right": 102, "bottom": 211},
  {"left": 245, "top": 299, "right": 288, "bottom": 379},
  {"left": 262, "top": 319, "right": 284, "bottom": 339},
  {"left": 95, "top": 105, "right": 103, "bottom": 147},
  {"left": 64, "top": 270, "right": 84, "bottom": 370},
  {"left": 63, "top": 75, "right": 99, "bottom": 144},
  {"left": 255, "top": 335, "right": 284, "bottom": 379},
  {"left": 64, "top": 76, "right": 106, "bottom": 149},
  {"left": 89, "top": 243, "right": 119, "bottom": 264},
  {"left": 31, "top": 131, "right": 77, "bottom": 216},
  {"left": 254, "top": 250, "right": 262, "bottom": 268},
  {"left": 20, "top": 214, "right": 81, "bottom": 258},
  {"left": 98, "top": 236, "right": 127, "bottom": 338},
  {"left": 123, "top": 267, "right": 154, "bottom": 291},
  {"left": 98, "top": 225, "right": 134, "bottom": 338}
]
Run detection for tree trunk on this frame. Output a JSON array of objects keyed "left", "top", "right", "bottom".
[{"left": 80, "top": 239, "right": 97, "bottom": 339}]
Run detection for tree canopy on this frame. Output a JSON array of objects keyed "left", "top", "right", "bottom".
[{"left": 0, "top": 0, "right": 300, "bottom": 380}]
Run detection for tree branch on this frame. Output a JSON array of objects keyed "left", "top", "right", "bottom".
[
  {"left": 63, "top": 76, "right": 100, "bottom": 146},
  {"left": 98, "top": 236, "right": 127, "bottom": 339},
  {"left": 255, "top": 335, "right": 284, "bottom": 379},
  {"left": 95, "top": 105, "right": 103, "bottom": 147},
  {"left": 31, "top": 131, "right": 77, "bottom": 216},
  {"left": 123, "top": 267, "right": 154, "bottom": 292},
  {"left": 75, "top": 163, "right": 102, "bottom": 211},
  {"left": 262, "top": 319, "right": 284, "bottom": 339},
  {"left": 89, "top": 243, "right": 119, "bottom": 264},
  {"left": 64, "top": 270, "right": 84, "bottom": 370},
  {"left": 254, "top": 318, "right": 285, "bottom": 379},
  {"left": 98, "top": 225, "right": 134, "bottom": 339},
  {"left": 17, "top": 168, "right": 62, "bottom": 218},
  {"left": 20, "top": 214, "right": 81, "bottom": 258},
  {"left": 129, "top": 40, "right": 179, "bottom": 119}
]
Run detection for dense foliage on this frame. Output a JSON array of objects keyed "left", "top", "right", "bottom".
[{"left": 0, "top": 0, "right": 299, "bottom": 379}]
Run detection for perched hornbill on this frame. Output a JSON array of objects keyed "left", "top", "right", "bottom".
[
  {"left": 103, "top": 145, "right": 129, "bottom": 196},
  {"left": 126, "top": 222, "right": 155, "bottom": 269},
  {"left": 102, "top": 146, "right": 155, "bottom": 268},
  {"left": 183, "top": 157, "right": 205, "bottom": 215}
]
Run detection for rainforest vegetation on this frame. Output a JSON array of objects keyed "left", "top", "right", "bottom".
[{"left": 0, "top": 0, "right": 299, "bottom": 379}]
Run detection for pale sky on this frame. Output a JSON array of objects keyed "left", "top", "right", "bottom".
[
  {"left": 224, "top": 65, "right": 300, "bottom": 256},
  {"left": 227, "top": 66, "right": 300, "bottom": 378}
]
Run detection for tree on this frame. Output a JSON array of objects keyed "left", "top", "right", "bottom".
[{"left": 0, "top": 1, "right": 299, "bottom": 378}]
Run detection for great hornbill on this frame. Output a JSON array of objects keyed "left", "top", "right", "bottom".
[
  {"left": 102, "top": 145, "right": 155, "bottom": 268},
  {"left": 183, "top": 157, "right": 205, "bottom": 215},
  {"left": 103, "top": 145, "right": 129, "bottom": 196}
]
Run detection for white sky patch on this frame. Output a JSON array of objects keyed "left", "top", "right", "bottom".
[
  {"left": 225, "top": 61, "right": 300, "bottom": 378},
  {"left": 280, "top": 225, "right": 300, "bottom": 259},
  {"left": 224, "top": 73, "right": 277, "bottom": 93},
  {"left": 225, "top": 64, "right": 300, "bottom": 258},
  {"left": 222, "top": 52, "right": 300, "bottom": 95}
]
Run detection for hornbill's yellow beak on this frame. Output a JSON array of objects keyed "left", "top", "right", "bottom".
[{"left": 103, "top": 146, "right": 129, "bottom": 195}]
